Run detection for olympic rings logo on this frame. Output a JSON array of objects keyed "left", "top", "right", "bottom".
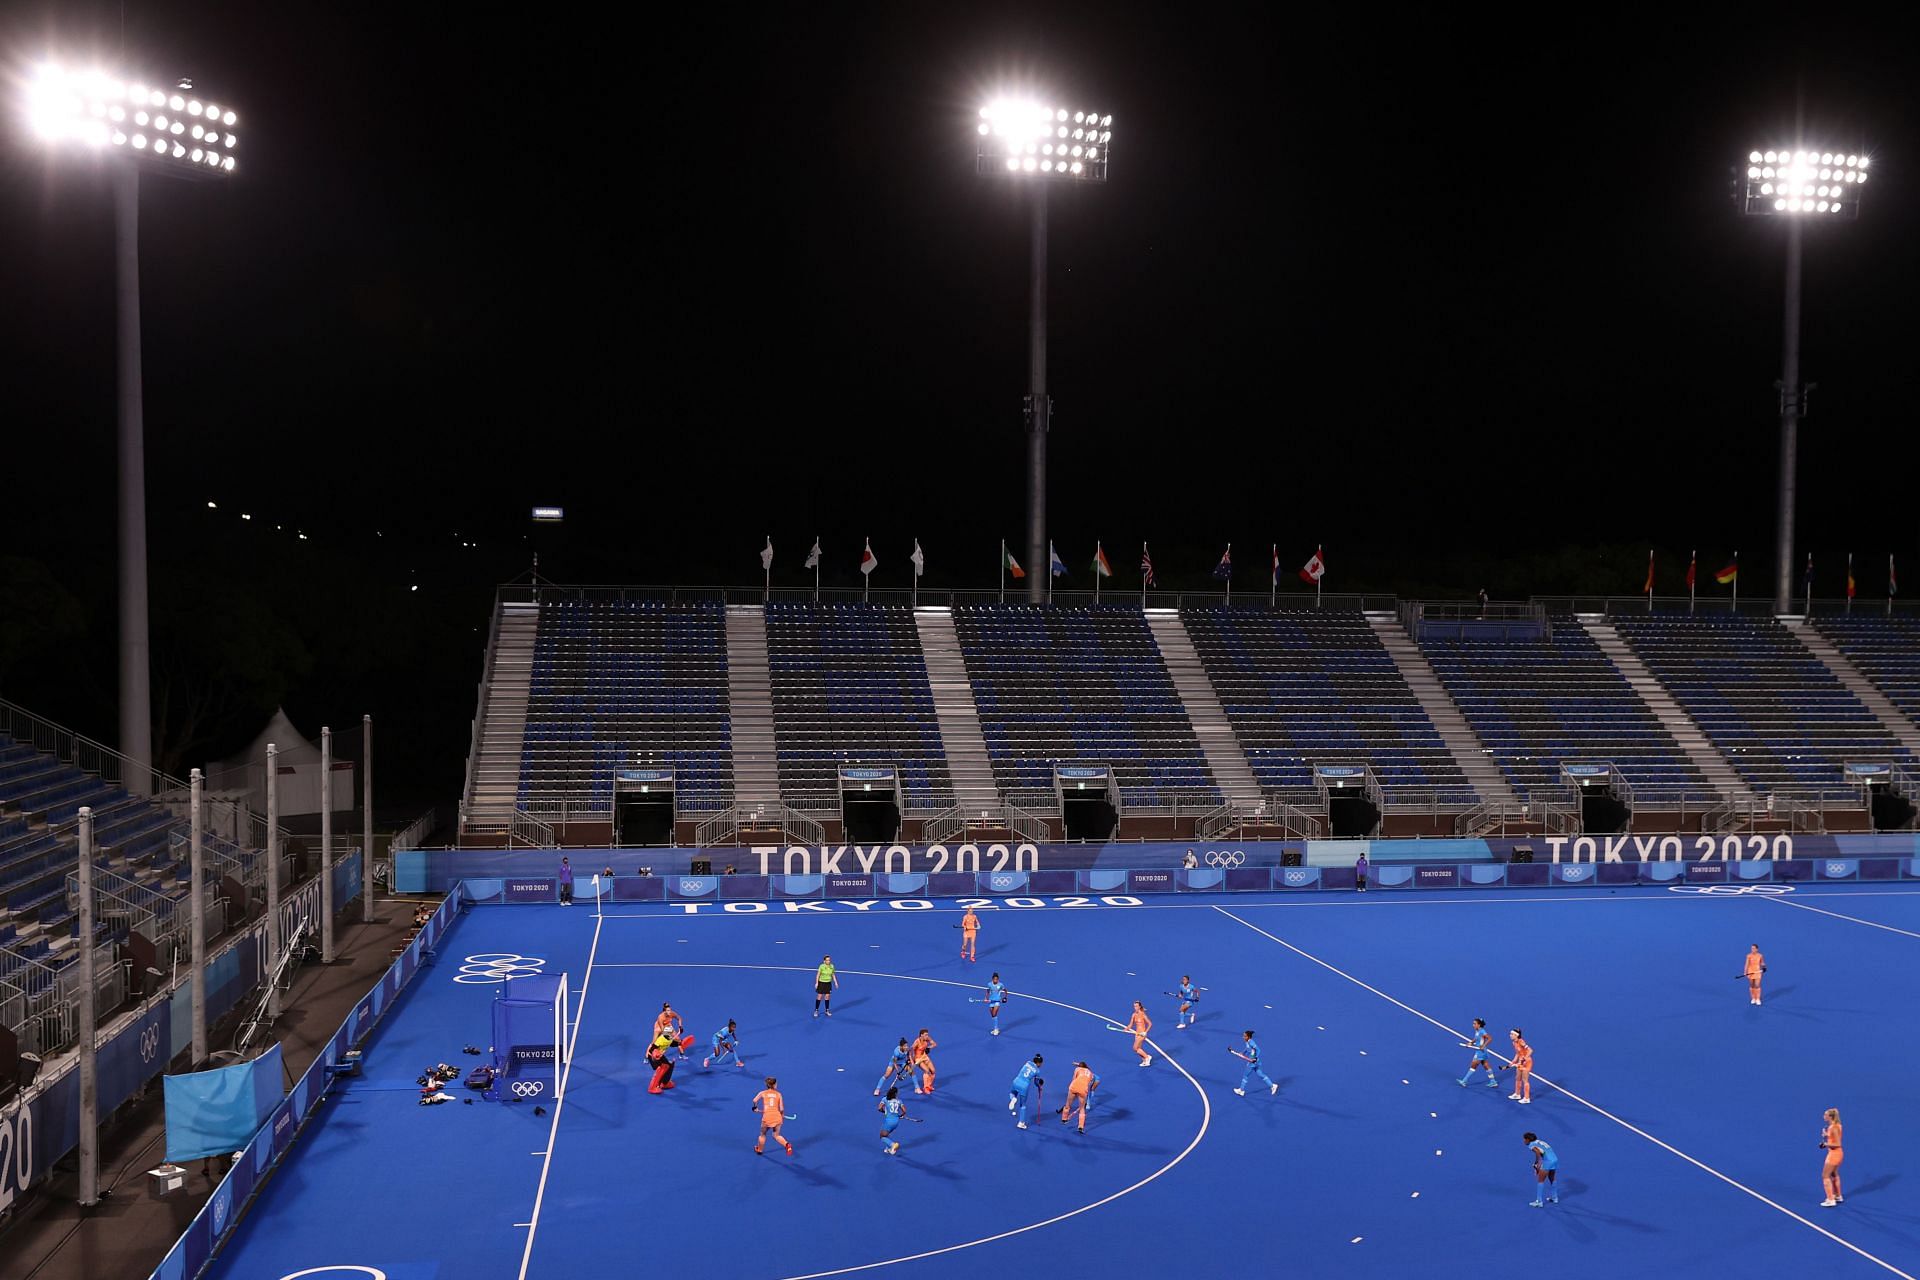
[
  {"left": 454, "top": 953, "right": 548, "bottom": 984},
  {"left": 1283, "top": 869, "right": 1310, "bottom": 885},
  {"left": 1205, "top": 851, "right": 1247, "bottom": 868},
  {"left": 139, "top": 1024, "right": 161, "bottom": 1062},
  {"left": 990, "top": 874, "right": 1018, "bottom": 890},
  {"left": 1664, "top": 884, "right": 1795, "bottom": 896},
  {"left": 511, "top": 1080, "right": 546, "bottom": 1097}
]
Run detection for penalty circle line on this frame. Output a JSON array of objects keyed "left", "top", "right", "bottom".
[{"left": 592, "top": 960, "right": 1211, "bottom": 1279}]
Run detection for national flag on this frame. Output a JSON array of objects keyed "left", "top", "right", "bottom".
[
  {"left": 910, "top": 539, "right": 925, "bottom": 578},
  {"left": 1847, "top": 553, "right": 1856, "bottom": 600},
  {"left": 860, "top": 539, "right": 878, "bottom": 576},
  {"left": 1003, "top": 546, "right": 1026, "bottom": 578},
  {"left": 1804, "top": 552, "right": 1814, "bottom": 589},
  {"left": 1141, "top": 544, "right": 1156, "bottom": 587},
  {"left": 759, "top": 537, "right": 774, "bottom": 572},
  {"left": 804, "top": 537, "right": 822, "bottom": 570},
  {"left": 1299, "top": 545, "right": 1326, "bottom": 585},
  {"left": 1271, "top": 545, "right": 1280, "bottom": 584},
  {"left": 1213, "top": 544, "right": 1232, "bottom": 580},
  {"left": 1092, "top": 542, "right": 1113, "bottom": 578},
  {"left": 1686, "top": 550, "right": 1697, "bottom": 591},
  {"left": 1714, "top": 557, "right": 1738, "bottom": 586},
  {"left": 1641, "top": 549, "right": 1654, "bottom": 595},
  {"left": 1892, "top": 554, "right": 1899, "bottom": 598},
  {"left": 1048, "top": 541, "right": 1068, "bottom": 578}
]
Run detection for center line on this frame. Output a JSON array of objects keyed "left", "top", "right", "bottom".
[{"left": 1210, "top": 904, "right": 1917, "bottom": 1280}]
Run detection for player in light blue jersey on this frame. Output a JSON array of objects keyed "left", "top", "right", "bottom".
[
  {"left": 878, "top": 1086, "right": 909, "bottom": 1155},
  {"left": 704, "top": 1018, "right": 745, "bottom": 1069},
  {"left": 1525, "top": 1132, "right": 1559, "bottom": 1206},
  {"left": 985, "top": 974, "right": 1010, "bottom": 1036},
  {"left": 1457, "top": 1017, "right": 1499, "bottom": 1088},
  {"left": 875, "top": 1037, "right": 912, "bottom": 1096},
  {"left": 1231, "top": 1029, "right": 1277, "bottom": 1096},
  {"left": 1009, "top": 1054, "right": 1045, "bottom": 1128},
  {"left": 1174, "top": 976, "right": 1201, "bottom": 1030}
]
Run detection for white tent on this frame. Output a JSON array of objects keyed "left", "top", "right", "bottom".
[{"left": 207, "top": 708, "right": 354, "bottom": 818}]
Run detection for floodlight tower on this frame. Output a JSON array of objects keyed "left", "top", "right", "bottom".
[
  {"left": 19, "top": 63, "right": 241, "bottom": 789},
  {"left": 977, "top": 99, "right": 1112, "bottom": 603},
  {"left": 1738, "top": 144, "right": 1866, "bottom": 614}
]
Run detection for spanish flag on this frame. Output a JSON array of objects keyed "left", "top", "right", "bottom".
[{"left": 1714, "top": 556, "right": 1739, "bottom": 586}]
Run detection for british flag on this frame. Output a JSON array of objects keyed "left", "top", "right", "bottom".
[{"left": 1141, "top": 543, "right": 1156, "bottom": 587}]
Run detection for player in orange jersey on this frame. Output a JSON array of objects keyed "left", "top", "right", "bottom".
[
  {"left": 1057, "top": 1061, "right": 1102, "bottom": 1133},
  {"left": 910, "top": 1027, "right": 938, "bottom": 1094},
  {"left": 1744, "top": 944, "right": 1767, "bottom": 1006},
  {"left": 751, "top": 1076, "right": 794, "bottom": 1156},
  {"left": 1508, "top": 1029, "right": 1534, "bottom": 1104},
  {"left": 1123, "top": 1000, "right": 1153, "bottom": 1068},
  {"left": 959, "top": 907, "right": 980, "bottom": 962},
  {"left": 1819, "top": 1108, "right": 1844, "bottom": 1207}
]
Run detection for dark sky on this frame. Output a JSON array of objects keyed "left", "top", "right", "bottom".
[
  {"left": 5, "top": 4, "right": 1917, "bottom": 591},
  {"left": 2, "top": 4, "right": 1916, "bottom": 786}
]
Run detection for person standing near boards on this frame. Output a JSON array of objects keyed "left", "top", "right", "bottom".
[{"left": 1354, "top": 852, "right": 1368, "bottom": 893}]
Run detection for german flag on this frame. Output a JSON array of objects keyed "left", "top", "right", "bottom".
[{"left": 1714, "top": 557, "right": 1739, "bottom": 586}]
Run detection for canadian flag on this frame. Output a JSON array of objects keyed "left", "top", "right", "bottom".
[
  {"left": 860, "top": 539, "right": 878, "bottom": 576},
  {"left": 1299, "top": 545, "right": 1326, "bottom": 584}
]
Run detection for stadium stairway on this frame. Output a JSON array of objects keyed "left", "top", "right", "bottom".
[
  {"left": 912, "top": 608, "right": 1000, "bottom": 809},
  {"left": 1366, "top": 613, "right": 1519, "bottom": 807},
  {"left": 1578, "top": 617, "right": 1753, "bottom": 804},
  {"left": 725, "top": 606, "right": 783, "bottom": 805},
  {"left": 463, "top": 599, "right": 539, "bottom": 833},
  {"left": 1783, "top": 618, "right": 1920, "bottom": 756},
  {"left": 1144, "top": 612, "right": 1262, "bottom": 806}
]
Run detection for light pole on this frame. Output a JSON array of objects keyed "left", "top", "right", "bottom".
[
  {"left": 977, "top": 98, "right": 1112, "bottom": 603},
  {"left": 1738, "top": 144, "right": 1866, "bottom": 614},
  {"left": 20, "top": 63, "right": 241, "bottom": 787}
]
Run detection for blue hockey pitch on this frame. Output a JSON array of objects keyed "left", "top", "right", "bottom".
[{"left": 207, "top": 884, "right": 1920, "bottom": 1280}]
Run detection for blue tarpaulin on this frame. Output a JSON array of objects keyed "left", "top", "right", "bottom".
[{"left": 163, "top": 1044, "right": 284, "bottom": 1163}]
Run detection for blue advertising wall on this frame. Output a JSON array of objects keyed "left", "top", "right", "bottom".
[{"left": 399, "top": 832, "right": 1920, "bottom": 895}]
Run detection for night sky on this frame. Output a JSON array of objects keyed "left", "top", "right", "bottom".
[{"left": 2, "top": 4, "right": 1915, "bottom": 796}]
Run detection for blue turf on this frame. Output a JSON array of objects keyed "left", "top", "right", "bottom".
[{"left": 206, "top": 887, "right": 1920, "bottom": 1280}]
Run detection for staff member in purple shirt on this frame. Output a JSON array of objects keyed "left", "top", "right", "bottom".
[
  {"left": 1354, "top": 853, "right": 1368, "bottom": 893},
  {"left": 558, "top": 856, "right": 574, "bottom": 906}
]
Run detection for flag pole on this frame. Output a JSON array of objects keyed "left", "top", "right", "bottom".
[
  {"left": 1141, "top": 542, "right": 1148, "bottom": 608},
  {"left": 1847, "top": 552, "right": 1853, "bottom": 615},
  {"left": 1000, "top": 539, "right": 1006, "bottom": 604},
  {"left": 912, "top": 538, "right": 918, "bottom": 608},
  {"left": 1094, "top": 541, "right": 1101, "bottom": 604},
  {"left": 1690, "top": 550, "right": 1696, "bottom": 614},
  {"left": 764, "top": 535, "right": 771, "bottom": 603},
  {"left": 1890, "top": 553, "right": 1896, "bottom": 616},
  {"left": 863, "top": 538, "right": 869, "bottom": 604},
  {"left": 1316, "top": 544, "right": 1322, "bottom": 609},
  {"left": 1647, "top": 549, "right": 1653, "bottom": 613},
  {"left": 1270, "top": 544, "right": 1276, "bottom": 608},
  {"left": 1731, "top": 551, "right": 1738, "bottom": 611},
  {"left": 814, "top": 535, "right": 821, "bottom": 602},
  {"left": 1805, "top": 553, "right": 1812, "bottom": 617},
  {"left": 1224, "top": 542, "right": 1231, "bottom": 605}
]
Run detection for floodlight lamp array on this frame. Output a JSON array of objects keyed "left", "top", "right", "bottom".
[
  {"left": 1741, "top": 147, "right": 1865, "bottom": 217},
  {"left": 22, "top": 63, "right": 239, "bottom": 176},
  {"left": 976, "top": 100, "right": 1111, "bottom": 181}
]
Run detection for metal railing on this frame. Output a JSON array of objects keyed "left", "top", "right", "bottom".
[
  {"left": 693, "top": 802, "right": 826, "bottom": 849},
  {"left": 391, "top": 807, "right": 440, "bottom": 853},
  {"left": 1197, "top": 795, "right": 1325, "bottom": 841},
  {"left": 510, "top": 809, "right": 557, "bottom": 848},
  {"left": 458, "top": 596, "right": 509, "bottom": 825}
]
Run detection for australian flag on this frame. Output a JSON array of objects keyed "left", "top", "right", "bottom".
[{"left": 1212, "top": 544, "right": 1232, "bottom": 580}]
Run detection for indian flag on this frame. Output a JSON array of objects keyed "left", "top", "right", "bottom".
[{"left": 1092, "top": 542, "right": 1113, "bottom": 578}]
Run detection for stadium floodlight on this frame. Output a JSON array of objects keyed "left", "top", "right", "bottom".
[
  {"left": 976, "top": 92, "right": 1115, "bottom": 602},
  {"left": 1738, "top": 141, "right": 1868, "bottom": 613},
  {"left": 1740, "top": 146, "right": 1863, "bottom": 219},
  {"left": 975, "top": 100, "right": 1113, "bottom": 183},
  {"left": 17, "top": 60, "right": 244, "bottom": 789}
]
